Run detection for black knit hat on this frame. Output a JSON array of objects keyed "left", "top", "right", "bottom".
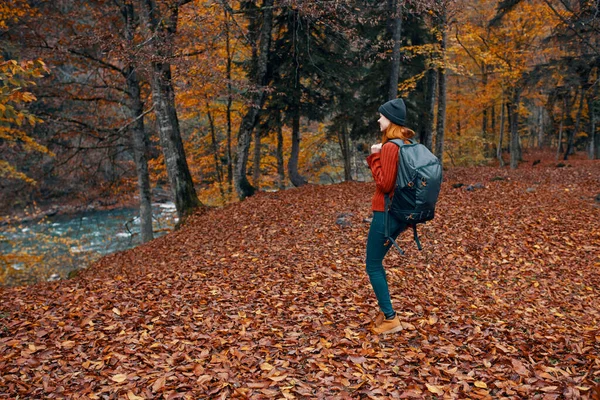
[{"left": 378, "top": 98, "right": 406, "bottom": 127}]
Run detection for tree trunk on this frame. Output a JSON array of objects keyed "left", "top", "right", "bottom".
[
  {"left": 233, "top": 0, "right": 274, "bottom": 200},
  {"left": 564, "top": 87, "right": 581, "bottom": 160},
  {"left": 276, "top": 113, "right": 285, "bottom": 189},
  {"left": 206, "top": 100, "right": 225, "bottom": 202},
  {"left": 556, "top": 97, "right": 566, "bottom": 160},
  {"left": 151, "top": 62, "right": 202, "bottom": 219},
  {"left": 234, "top": 110, "right": 257, "bottom": 198},
  {"left": 387, "top": 0, "right": 403, "bottom": 100},
  {"left": 509, "top": 89, "right": 521, "bottom": 169},
  {"left": 537, "top": 107, "right": 543, "bottom": 149},
  {"left": 497, "top": 100, "right": 505, "bottom": 167},
  {"left": 545, "top": 90, "right": 558, "bottom": 148},
  {"left": 588, "top": 87, "right": 598, "bottom": 159},
  {"left": 288, "top": 107, "right": 307, "bottom": 186},
  {"left": 142, "top": 0, "right": 202, "bottom": 221},
  {"left": 565, "top": 84, "right": 585, "bottom": 160},
  {"left": 125, "top": 70, "right": 154, "bottom": 243},
  {"left": 252, "top": 122, "right": 261, "bottom": 188},
  {"left": 491, "top": 103, "right": 496, "bottom": 137},
  {"left": 595, "top": 85, "right": 600, "bottom": 160},
  {"left": 434, "top": 10, "right": 447, "bottom": 165},
  {"left": 422, "top": 68, "right": 436, "bottom": 151},
  {"left": 122, "top": 3, "right": 153, "bottom": 243},
  {"left": 482, "top": 64, "right": 489, "bottom": 156},
  {"left": 337, "top": 124, "right": 352, "bottom": 181},
  {"left": 224, "top": 8, "right": 233, "bottom": 191}
]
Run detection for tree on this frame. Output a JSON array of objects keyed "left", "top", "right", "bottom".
[
  {"left": 13, "top": 0, "right": 158, "bottom": 241},
  {"left": 588, "top": 83, "right": 599, "bottom": 159},
  {"left": 492, "top": 0, "right": 600, "bottom": 161},
  {"left": 232, "top": 0, "right": 274, "bottom": 200},
  {"left": 434, "top": 3, "right": 450, "bottom": 163},
  {"left": 121, "top": 1, "right": 154, "bottom": 243},
  {"left": 449, "top": 0, "right": 563, "bottom": 167},
  {"left": 140, "top": 0, "right": 203, "bottom": 219},
  {"left": 388, "top": 0, "right": 404, "bottom": 100},
  {"left": 269, "top": 2, "right": 356, "bottom": 187}
]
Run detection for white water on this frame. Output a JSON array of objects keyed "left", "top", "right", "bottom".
[{"left": 0, "top": 202, "right": 178, "bottom": 284}]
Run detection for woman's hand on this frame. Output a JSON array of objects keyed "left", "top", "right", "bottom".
[{"left": 370, "top": 143, "right": 382, "bottom": 154}]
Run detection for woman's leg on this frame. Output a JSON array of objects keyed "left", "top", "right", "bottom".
[{"left": 365, "top": 211, "right": 407, "bottom": 319}]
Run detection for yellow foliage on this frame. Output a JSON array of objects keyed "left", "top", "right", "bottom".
[
  {"left": 0, "top": 57, "right": 51, "bottom": 184},
  {"left": 0, "top": 0, "right": 35, "bottom": 30},
  {"left": 444, "top": 0, "right": 564, "bottom": 163},
  {"left": 174, "top": 1, "right": 248, "bottom": 200}
]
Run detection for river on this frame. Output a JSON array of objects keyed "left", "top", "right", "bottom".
[{"left": 0, "top": 202, "right": 178, "bottom": 286}]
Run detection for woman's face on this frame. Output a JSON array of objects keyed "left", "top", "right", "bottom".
[{"left": 378, "top": 114, "right": 391, "bottom": 132}]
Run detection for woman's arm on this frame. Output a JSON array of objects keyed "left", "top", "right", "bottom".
[{"left": 366, "top": 142, "right": 398, "bottom": 193}]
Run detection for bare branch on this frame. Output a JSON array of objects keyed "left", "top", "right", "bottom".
[
  {"left": 218, "top": 0, "right": 253, "bottom": 46},
  {"left": 115, "top": 106, "right": 155, "bottom": 135},
  {"left": 454, "top": 26, "right": 482, "bottom": 70},
  {"left": 541, "top": 0, "right": 600, "bottom": 55}
]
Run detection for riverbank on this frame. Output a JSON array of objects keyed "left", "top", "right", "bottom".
[
  {"left": 0, "top": 200, "right": 178, "bottom": 287},
  {"left": 0, "top": 187, "right": 174, "bottom": 226}
]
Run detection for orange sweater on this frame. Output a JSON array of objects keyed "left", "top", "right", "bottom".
[{"left": 366, "top": 142, "right": 399, "bottom": 211}]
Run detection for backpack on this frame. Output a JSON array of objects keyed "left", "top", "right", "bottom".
[{"left": 384, "top": 139, "right": 443, "bottom": 254}]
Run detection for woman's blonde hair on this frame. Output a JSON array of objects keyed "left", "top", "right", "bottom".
[{"left": 382, "top": 123, "right": 415, "bottom": 145}]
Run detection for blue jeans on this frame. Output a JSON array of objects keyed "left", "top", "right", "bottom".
[{"left": 366, "top": 211, "right": 407, "bottom": 319}]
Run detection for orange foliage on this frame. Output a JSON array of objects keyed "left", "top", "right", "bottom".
[
  {"left": 446, "top": 0, "right": 562, "bottom": 165},
  {"left": 0, "top": 59, "right": 51, "bottom": 184},
  {"left": 172, "top": 1, "right": 336, "bottom": 200}
]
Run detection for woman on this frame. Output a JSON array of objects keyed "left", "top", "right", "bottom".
[{"left": 366, "top": 98, "right": 415, "bottom": 335}]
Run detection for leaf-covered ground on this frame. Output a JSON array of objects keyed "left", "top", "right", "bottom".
[{"left": 1, "top": 158, "right": 600, "bottom": 399}]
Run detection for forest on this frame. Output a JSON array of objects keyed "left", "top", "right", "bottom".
[
  {"left": 1, "top": 0, "right": 597, "bottom": 219},
  {"left": 0, "top": 0, "right": 599, "bottom": 397}
]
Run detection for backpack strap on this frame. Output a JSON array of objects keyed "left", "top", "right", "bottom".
[
  {"left": 389, "top": 138, "right": 417, "bottom": 146},
  {"left": 385, "top": 137, "right": 424, "bottom": 254},
  {"left": 386, "top": 223, "right": 423, "bottom": 254},
  {"left": 384, "top": 193, "right": 405, "bottom": 255},
  {"left": 388, "top": 236, "right": 405, "bottom": 255},
  {"left": 385, "top": 140, "right": 405, "bottom": 254},
  {"left": 384, "top": 194, "right": 392, "bottom": 239},
  {"left": 412, "top": 224, "right": 422, "bottom": 251}
]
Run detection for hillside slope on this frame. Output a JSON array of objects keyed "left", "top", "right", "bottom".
[{"left": 1, "top": 160, "right": 599, "bottom": 399}]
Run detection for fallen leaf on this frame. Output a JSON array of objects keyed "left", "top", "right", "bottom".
[
  {"left": 111, "top": 374, "right": 128, "bottom": 383},
  {"left": 268, "top": 374, "right": 288, "bottom": 382},
  {"left": 426, "top": 384, "right": 444, "bottom": 395},
  {"left": 511, "top": 359, "right": 529, "bottom": 376},
  {"left": 247, "top": 382, "right": 271, "bottom": 389},
  {"left": 193, "top": 363, "right": 204, "bottom": 376},
  {"left": 540, "top": 386, "right": 559, "bottom": 392},
  {"left": 152, "top": 376, "right": 166, "bottom": 393},
  {"left": 260, "top": 362, "right": 274, "bottom": 371},
  {"left": 127, "top": 390, "right": 145, "bottom": 400},
  {"left": 196, "top": 375, "right": 212, "bottom": 385},
  {"left": 348, "top": 356, "right": 367, "bottom": 364}
]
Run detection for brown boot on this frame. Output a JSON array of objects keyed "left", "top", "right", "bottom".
[
  {"left": 371, "top": 314, "right": 402, "bottom": 335},
  {"left": 373, "top": 311, "right": 385, "bottom": 327}
]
